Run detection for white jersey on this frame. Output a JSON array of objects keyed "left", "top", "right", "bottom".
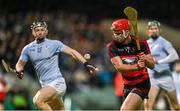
[
  {"left": 147, "top": 36, "right": 177, "bottom": 78},
  {"left": 19, "top": 38, "right": 66, "bottom": 85}
]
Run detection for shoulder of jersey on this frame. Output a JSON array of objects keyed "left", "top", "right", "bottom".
[{"left": 106, "top": 41, "right": 115, "bottom": 48}]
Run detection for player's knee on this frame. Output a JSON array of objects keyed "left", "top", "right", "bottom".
[
  {"left": 33, "top": 97, "right": 39, "bottom": 106},
  {"left": 120, "top": 104, "right": 131, "bottom": 110},
  {"left": 33, "top": 96, "right": 36, "bottom": 104},
  {"left": 34, "top": 99, "right": 44, "bottom": 107},
  {"left": 144, "top": 100, "right": 153, "bottom": 109},
  {"left": 33, "top": 96, "right": 44, "bottom": 107},
  {"left": 120, "top": 106, "right": 127, "bottom": 110}
]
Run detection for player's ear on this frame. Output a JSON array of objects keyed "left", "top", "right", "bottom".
[
  {"left": 45, "top": 29, "right": 48, "bottom": 35},
  {"left": 32, "top": 29, "right": 36, "bottom": 36},
  {"left": 146, "top": 29, "right": 150, "bottom": 36}
]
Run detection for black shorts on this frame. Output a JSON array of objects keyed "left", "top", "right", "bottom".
[{"left": 123, "top": 78, "right": 151, "bottom": 100}]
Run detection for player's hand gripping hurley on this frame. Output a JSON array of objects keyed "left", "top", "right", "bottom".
[
  {"left": 1, "top": 59, "right": 24, "bottom": 79},
  {"left": 123, "top": 7, "right": 141, "bottom": 52},
  {"left": 84, "top": 53, "right": 99, "bottom": 75}
]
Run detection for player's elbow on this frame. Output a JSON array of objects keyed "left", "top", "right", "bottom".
[
  {"left": 145, "top": 55, "right": 155, "bottom": 69},
  {"left": 114, "top": 65, "right": 122, "bottom": 72},
  {"left": 117, "top": 68, "right": 125, "bottom": 73},
  {"left": 175, "top": 54, "right": 179, "bottom": 61},
  {"left": 171, "top": 49, "right": 179, "bottom": 61},
  {"left": 146, "top": 60, "right": 155, "bottom": 70},
  {"left": 147, "top": 64, "right": 154, "bottom": 69},
  {"left": 115, "top": 65, "right": 128, "bottom": 73}
]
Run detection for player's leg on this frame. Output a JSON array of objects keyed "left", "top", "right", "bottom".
[
  {"left": 158, "top": 75, "right": 180, "bottom": 110},
  {"left": 144, "top": 86, "right": 160, "bottom": 110},
  {"left": 120, "top": 92, "right": 142, "bottom": 110},
  {"left": 0, "top": 102, "right": 4, "bottom": 110},
  {"left": 144, "top": 77, "right": 160, "bottom": 110},
  {"left": 33, "top": 85, "right": 59, "bottom": 110},
  {"left": 46, "top": 77, "right": 66, "bottom": 110},
  {"left": 48, "top": 96, "right": 64, "bottom": 110},
  {"left": 166, "top": 90, "right": 180, "bottom": 110},
  {"left": 121, "top": 79, "right": 150, "bottom": 110}
]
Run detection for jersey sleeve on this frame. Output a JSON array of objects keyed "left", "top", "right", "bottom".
[
  {"left": 56, "top": 40, "right": 67, "bottom": 52},
  {"left": 140, "top": 39, "right": 151, "bottom": 54},
  {"left": 106, "top": 43, "right": 119, "bottom": 58},
  {"left": 162, "top": 40, "right": 173, "bottom": 53},
  {"left": 19, "top": 46, "right": 29, "bottom": 62}
]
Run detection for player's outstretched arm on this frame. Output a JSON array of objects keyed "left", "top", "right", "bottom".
[
  {"left": 62, "top": 46, "right": 98, "bottom": 74},
  {"left": 15, "top": 60, "right": 27, "bottom": 79}
]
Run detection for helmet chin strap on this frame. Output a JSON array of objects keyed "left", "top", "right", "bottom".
[
  {"left": 121, "top": 30, "right": 130, "bottom": 44},
  {"left": 123, "top": 30, "right": 129, "bottom": 39}
]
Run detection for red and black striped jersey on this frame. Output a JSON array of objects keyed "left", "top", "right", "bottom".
[{"left": 106, "top": 36, "right": 151, "bottom": 85}]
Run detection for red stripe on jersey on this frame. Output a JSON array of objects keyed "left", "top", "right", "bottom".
[
  {"left": 0, "top": 92, "right": 6, "bottom": 101},
  {"left": 139, "top": 38, "right": 151, "bottom": 54},
  {"left": 106, "top": 37, "right": 151, "bottom": 85},
  {"left": 120, "top": 55, "right": 137, "bottom": 58},
  {"left": 122, "top": 68, "right": 147, "bottom": 77},
  {"left": 106, "top": 41, "right": 116, "bottom": 58},
  {"left": 123, "top": 73, "right": 149, "bottom": 85}
]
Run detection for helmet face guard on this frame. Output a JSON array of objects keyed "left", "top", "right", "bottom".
[
  {"left": 111, "top": 19, "right": 131, "bottom": 42},
  {"left": 31, "top": 21, "right": 48, "bottom": 30}
]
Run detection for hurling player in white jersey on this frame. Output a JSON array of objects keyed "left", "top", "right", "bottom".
[
  {"left": 144, "top": 20, "right": 180, "bottom": 110},
  {"left": 15, "top": 21, "right": 98, "bottom": 110}
]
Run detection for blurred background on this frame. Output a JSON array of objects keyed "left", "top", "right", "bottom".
[{"left": 0, "top": 0, "right": 180, "bottom": 110}]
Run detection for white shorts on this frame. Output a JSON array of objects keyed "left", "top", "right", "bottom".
[
  {"left": 42, "top": 77, "right": 67, "bottom": 96},
  {"left": 150, "top": 76, "right": 176, "bottom": 92}
]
